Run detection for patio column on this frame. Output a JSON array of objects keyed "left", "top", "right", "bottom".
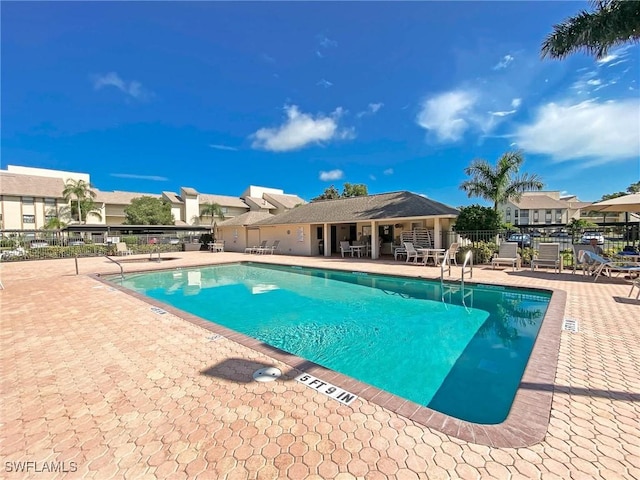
[
  {"left": 324, "top": 223, "right": 331, "bottom": 257},
  {"left": 433, "top": 218, "right": 442, "bottom": 248},
  {"left": 371, "top": 221, "right": 379, "bottom": 259}
]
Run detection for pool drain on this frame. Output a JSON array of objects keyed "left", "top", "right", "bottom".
[{"left": 253, "top": 367, "right": 282, "bottom": 382}]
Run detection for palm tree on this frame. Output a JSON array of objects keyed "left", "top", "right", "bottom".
[
  {"left": 62, "top": 179, "right": 97, "bottom": 223},
  {"left": 199, "top": 202, "right": 225, "bottom": 239},
  {"left": 460, "top": 151, "right": 544, "bottom": 211},
  {"left": 541, "top": 0, "right": 640, "bottom": 60}
]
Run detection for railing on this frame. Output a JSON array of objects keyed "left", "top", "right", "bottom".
[
  {"left": 103, "top": 255, "right": 124, "bottom": 281},
  {"left": 461, "top": 250, "right": 473, "bottom": 286}
]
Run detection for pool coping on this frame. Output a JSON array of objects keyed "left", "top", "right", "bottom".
[{"left": 94, "top": 261, "right": 566, "bottom": 448}]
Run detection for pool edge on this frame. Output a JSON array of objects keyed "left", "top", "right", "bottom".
[{"left": 93, "top": 264, "right": 566, "bottom": 448}]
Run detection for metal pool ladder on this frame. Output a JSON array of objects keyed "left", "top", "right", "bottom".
[
  {"left": 104, "top": 255, "right": 125, "bottom": 281},
  {"left": 440, "top": 250, "right": 474, "bottom": 311}
]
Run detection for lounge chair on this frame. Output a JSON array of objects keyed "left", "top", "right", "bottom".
[
  {"left": 116, "top": 242, "right": 133, "bottom": 256},
  {"left": 404, "top": 242, "right": 425, "bottom": 264},
  {"left": 340, "top": 241, "right": 354, "bottom": 258},
  {"left": 629, "top": 278, "right": 640, "bottom": 299},
  {"left": 580, "top": 250, "right": 640, "bottom": 282},
  {"left": 491, "top": 242, "right": 521, "bottom": 271},
  {"left": 258, "top": 240, "right": 280, "bottom": 255},
  {"left": 571, "top": 244, "right": 594, "bottom": 274},
  {"left": 531, "top": 243, "right": 561, "bottom": 273},
  {"left": 245, "top": 240, "right": 267, "bottom": 254}
]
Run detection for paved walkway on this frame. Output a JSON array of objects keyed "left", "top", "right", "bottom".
[{"left": 1, "top": 252, "right": 639, "bottom": 479}]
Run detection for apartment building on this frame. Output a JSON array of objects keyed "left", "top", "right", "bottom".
[
  {"left": 497, "top": 191, "right": 588, "bottom": 229},
  {"left": 0, "top": 165, "right": 304, "bottom": 230}
]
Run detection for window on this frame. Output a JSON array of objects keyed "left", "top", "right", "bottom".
[
  {"left": 317, "top": 226, "right": 323, "bottom": 239},
  {"left": 505, "top": 208, "right": 511, "bottom": 221},
  {"left": 514, "top": 209, "right": 519, "bottom": 218},
  {"left": 23, "top": 215, "right": 35, "bottom": 223},
  {"left": 555, "top": 209, "right": 563, "bottom": 222},
  {"left": 23, "top": 197, "right": 34, "bottom": 205},
  {"left": 221, "top": 207, "right": 228, "bottom": 214},
  {"left": 533, "top": 210, "right": 539, "bottom": 222}
]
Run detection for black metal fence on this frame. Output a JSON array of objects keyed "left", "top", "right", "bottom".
[{"left": 0, "top": 231, "right": 209, "bottom": 262}]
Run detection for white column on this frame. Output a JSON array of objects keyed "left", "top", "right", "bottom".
[
  {"left": 371, "top": 221, "right": 379, "bottom": 259},
  {"left": 433, "top": 218, "right": 442, "bottom": 248},
  {"left": 324, "top": 223, "right": 331, "bottom": 257}
]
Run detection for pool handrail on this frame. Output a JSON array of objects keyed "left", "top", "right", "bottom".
[{"left": 103, "top": 254, "right": 124, "bottom": 281}]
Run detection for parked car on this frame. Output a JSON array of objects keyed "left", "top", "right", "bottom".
[
  {"left": 68, "top": 239, "right": 85, "bottom": 246},
  {"left": 29, "top": 240, "right": 49, "bottom": 248},
  {"left": 529, "top": 230, "right": 542, "bottom": 237},
  {"left": 550, "top": 231, "right": 569, "bottom": 238},
  {"left": 581, "top": 232, "right": 605, "bottom": 245},
  {"left": 507, "top": 233, "right": 531, "bottom": 247}
]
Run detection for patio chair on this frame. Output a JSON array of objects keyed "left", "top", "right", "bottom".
[
  {"left": 572, "top": 244, "right": 594, "bottom": 275},
  {"left": 435, "top": 243, "right": 459, "bottom": 266},
  {"left": 393, "top": 245, "right": 407, "bottom": 261},
  {"left": 340, "top": 241, "right": 354, "bottom": 258},
  {"left": 245, "top": 240, "right": 267, "bottom": 254},
  {"left": 581, "top": 250, "right": 640, "bottom": 282},
  {"left": 259, "top": 240, "right": 280, "bottom": 255},
  {"left": 491, "top": 242, "right": 521, "bottom": 271},
  {"left": 404, "top": 242, "right": 425, "bottom": 264},
  {"left": 116, "top": 242, "right": 133, "bottom": 256},
  {"left": 531, "top": 243, "right": 561, "bottom": 273}
]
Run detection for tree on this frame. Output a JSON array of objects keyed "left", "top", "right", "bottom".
[
  {"left": 199, "top": 202, "right": 225, "bottom": 239},
  {"left": 62, "top": 179, "right": 97, "bottom": 223},
  {"left": 311, "top": 183, "right": 369, "bottom": 201},
  {"left": 454, "top": 205, "right": 503, "bottom": 233},
  {"left": 342, "top": 183, "right": 368, "bottom": 198},
  {"left": 567, "top": 218, "right": 597, "bottom": 243},
  {"left": 627, "top": 181, "right": 639, "bottom": 194},
  {"left": 460, "top": 151, "right": 544, "bottom": 212},
  {"left": 541, "top": 0, "right": 640, "bottom": 60},
  {"left": 311, "top": 185, "right": 341, "bottom": 201},
  {"left": 124, "top": 196, "right": 174, "bottom": 225}
]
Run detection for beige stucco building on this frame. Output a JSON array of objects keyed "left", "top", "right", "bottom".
[
  {"left": 496, "top": 191, "right": 628, "bottom": 229},
  {"left": 0, "top": 165, "right": 304, "bottom": 231}
]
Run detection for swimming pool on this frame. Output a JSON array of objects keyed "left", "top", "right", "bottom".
[{"left": 117, "top": 262, "right": 551, "bottom": 424}]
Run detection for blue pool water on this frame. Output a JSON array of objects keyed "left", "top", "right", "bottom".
[{"left": 117, "top": 263, "right": 551, "bottom": 424}]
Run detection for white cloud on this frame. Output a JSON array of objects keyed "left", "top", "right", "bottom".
[
  {"left": 383, "top": 168, "right": 394, "bottom": 175},
  {"left": 416, "top": 90, "right": 477, "bottom": 142},
  {"left": 317, "top": 79, "right": 333, "bottom": 88},
  {"left": 596, "top": 45, "right": 634, "bottom": 65},
  {"left": 319, "top": 169, "right": 344, "bottom": 181},
  {"left": 92, "top": 72, "right": 152, "bottom": 100},
  {"left": 261, "top": 54, "right": 275, "bottom": 64},
  {"left": 511, "top": 98, "right": 522, "bottom": 108},
  {"left": 490, "top": 109, "right": 516, "bottom": 117},
  {"left": 512, "top": 99, "right": 640, "bottom": 165},
  {"left": 316, "top": 50, "right": 324, "bottom": 59},
  {"left": 209, "top": 144, "right": 238, "bottom": 151},
  {"left": 251, "top": 105, "right": 352, "bottom": 152},
  {"left": 369, "top": 174, "right": 377, "bottom": 180},
  {"left": 493, "top": 54, "right": 514, "bottom": 70},
  {"left": 357, "top": 102, "right": 384, "bottom": 118},
  {"left": 110, "top": 173, "right": 168, "bottom": 181},
  {"left": 317, "top": 34, "right": 338, "bottom": 48}
]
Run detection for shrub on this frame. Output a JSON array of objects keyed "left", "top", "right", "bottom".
[{"left": 458, "top": 241, "right": 497, "bottom": 264}]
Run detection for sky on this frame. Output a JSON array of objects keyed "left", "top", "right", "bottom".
[{"left": 2, "top": 1, "right": 639, "bottom": 207}]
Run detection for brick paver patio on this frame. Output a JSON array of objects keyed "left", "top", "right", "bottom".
[{"left": 1, "top": 252, "right": 639, "bottom": 479}]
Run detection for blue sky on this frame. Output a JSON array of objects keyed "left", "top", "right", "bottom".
[{"left": 2, "top": 2, "right": 639, "bottom": 207}]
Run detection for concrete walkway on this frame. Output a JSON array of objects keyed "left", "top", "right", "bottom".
[{"left": 1, "top": 252, "right": 638, "bottom": 479}]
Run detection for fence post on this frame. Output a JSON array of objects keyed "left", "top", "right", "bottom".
[{"left": 75, "top": 254, "right": 79, "bottom": 275}]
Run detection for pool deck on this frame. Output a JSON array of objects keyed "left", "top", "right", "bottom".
[{"left": 1, "top": 252, "right": 639, "bottom": 479}]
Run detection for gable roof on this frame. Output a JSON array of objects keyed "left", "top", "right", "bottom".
[
  {"left": 244, "top": 196, "right": 276, "bottom": 210},
  {"left": 510, "top": 195, "right": 568, "bottom": 210},
  {"left": 0, "top": 172, "right": 65, "bottom": 198},
  {"left": 255, "top": 191, "right": 459, "bottom": 226},
  {"left": 199, "top": 194, "right": 249, "bottom": 209},
  {"left": 94, "top": 190, "right": 161, "bottom": 204},
  {"left": 217, "top": 211, "right": 274, "bottom": 226},
  {"left": 263, "top": 192, "right": 306, "bottom": 209}
]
